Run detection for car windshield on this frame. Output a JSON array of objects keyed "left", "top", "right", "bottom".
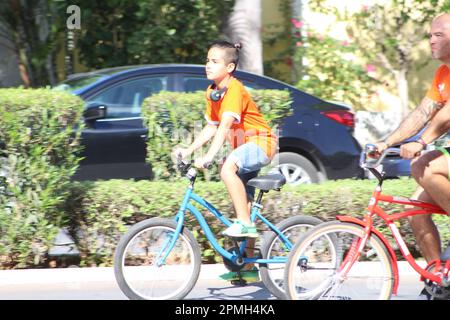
[{"left": 53, "top": 74, "right": 106, "bottom": 93}]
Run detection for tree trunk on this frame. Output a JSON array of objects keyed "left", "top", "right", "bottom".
[
  {"left": 291, "top": 0, "right": 303, "bottom": 83},
  {"left": 395, "top": 68, "right": 410, "bottom": 120},
  {"left": 9, "top": 0, "right": 32, "bottom": 87},
  {"left": 224, "top": 0, "right": 263, "bottom": 75}
]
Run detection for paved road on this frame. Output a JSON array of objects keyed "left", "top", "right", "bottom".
[{"left": 0, "top": 261, "right": 428, "bottom": 300}]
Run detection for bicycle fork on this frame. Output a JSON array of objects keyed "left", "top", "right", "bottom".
[
  {"left": 155, "top": 212, "right": 186, "bottom": 267},
  {"left": 337, "top": 233, "right": 370, "bottom": 281}
]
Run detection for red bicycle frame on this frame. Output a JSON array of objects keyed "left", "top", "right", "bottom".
[{"left": 336, "top": 184, "right": 449, "bottom": 295}]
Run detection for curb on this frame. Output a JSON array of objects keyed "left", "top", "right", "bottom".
[{"left": 0, "top": 261, "right": 426, "bottom": 286}]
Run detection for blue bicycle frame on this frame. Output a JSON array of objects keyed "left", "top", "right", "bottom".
[{"left": 160, "top": 183, "right": 293, "bottom": 266}]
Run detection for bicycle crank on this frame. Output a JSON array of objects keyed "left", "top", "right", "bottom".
[{"left": 424, "top": 262, "right": 450, "bottom": 300}]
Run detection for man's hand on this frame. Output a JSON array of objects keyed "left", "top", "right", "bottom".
[
  {"left": 400, "top": 141, "right": 424, "bottom": 159},
  {"left": 368, "top": 141, "right": 389, "bottom": 159},
  {"left": 194, "top": 156, "right": 213, "bottom": 169}
]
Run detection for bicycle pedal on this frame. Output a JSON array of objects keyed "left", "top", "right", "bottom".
[
  {"left": 231, "top": 279, "right": 248, "bottom": 286},
  {"left": 228, "top": 236, "right": 247, "bottom": 241}
]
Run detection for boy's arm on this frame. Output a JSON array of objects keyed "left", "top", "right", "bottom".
[
  {"left": 187, "top": 124, "right": 218, "bottom": 154},
  {"left": 195, "top": 115, "right": 235, "bottom": 167},
  {"left": 173, "top": 124, "right": 217, "bottom": 159}
]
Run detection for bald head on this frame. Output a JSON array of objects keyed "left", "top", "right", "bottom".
[
  {"left": 430, "top": 13, "right": 450, "bottom": 63},
  {"left": 432, "top": 13, "right": 450, "bottom": 27}
]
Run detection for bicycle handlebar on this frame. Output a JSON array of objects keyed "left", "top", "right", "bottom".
[
  {"left": 359, "top": 144, "right": 401, "bottom": 169},
  {"left": 176, "top": 154, "right": 193, "bottom": 174},
  {"left": 176, "top": 154, "right": 212, "bottom": 182}
]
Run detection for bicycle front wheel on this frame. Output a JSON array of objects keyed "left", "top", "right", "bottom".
[
  {"left": 284, "top": 221, "right": 394, "bottom": 300},
  {"left": 114, "top": 218, "right": 201, "bottom": 300},
  {"left": 260, "top": 215, "right": 323, "bottom": 299}
]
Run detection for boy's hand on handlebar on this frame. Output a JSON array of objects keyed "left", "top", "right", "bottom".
[
  {"left": 172, "top": 147, "right": 191, "bottom": 162},
  {"left": 194, "top": 156, "right": 213, "bottom": 169},
  {"left": 400, "top": 141, "right": 423, "bottom": 159}
]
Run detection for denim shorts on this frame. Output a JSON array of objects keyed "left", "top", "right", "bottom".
[
  {"left": 436, "top": 146, "right": 450, "bottom": 180},
  {"left": 227, "top": 143, "right": 271, "bottom": 199}
]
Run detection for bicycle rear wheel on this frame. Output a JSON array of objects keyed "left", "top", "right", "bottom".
[
  {"left": 114, "top": 218, "right": 201, "bottom": 300},
  {"left": 284, "top": 221, "right": 394, "bottom": 300},
  {"left": 260, "top": 215, "right": 323, "bottom": 299}
]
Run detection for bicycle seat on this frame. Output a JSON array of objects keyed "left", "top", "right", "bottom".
[{"left": 247, "top": 173, "right": 286, "bottom": 191}]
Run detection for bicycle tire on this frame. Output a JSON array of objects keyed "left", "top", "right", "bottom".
[
  {"left": 259, "top": 215, "right": 323, "bottom": 299},
  {"left": 114, "top": 217, "right": 201, "bottom": 300},
  {"left": 284, "top": 221, "right": 394, "bottom": 300}
]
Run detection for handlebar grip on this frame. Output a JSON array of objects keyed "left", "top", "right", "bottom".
[
  {"left": 361, "top": 145, "right": 401, "bottom": 169},
  {"left": 202, "top": 161, "right": 212, "bottom": 169},
  {"left": 365, "top": 143, "right": 378, "bottom": 154}
]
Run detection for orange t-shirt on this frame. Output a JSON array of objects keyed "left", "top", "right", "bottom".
[
  {"left": 204, "top": 78, "right": 277, "bottom": 159},
  {"left": 426, "top": 64, "right": 450, "bottom": 105}
]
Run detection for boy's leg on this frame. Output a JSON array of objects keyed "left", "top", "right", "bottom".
[
  {"left": 221, "top": 143, "right": 270, "bottom": 270},
  {"left": 220, "top": 159, "right": 251, "bottom": 224},
  {"left": 221, "top": 142, "right": 270, "bottom": 226}
]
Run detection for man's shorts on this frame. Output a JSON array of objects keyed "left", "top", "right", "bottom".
[
  {"left": 227, "top": 142, "right": 271, "bottom": 199},
  {"left": 436, "top": 146, "right": 450, "bottom": 180}
]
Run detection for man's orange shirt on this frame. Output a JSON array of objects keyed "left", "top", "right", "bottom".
[
  {"left": 426, "top": 64, "right": 450, "bottom": 105},
  {"left": 204, "top": 78, "right": 277, "bottom": 159}
]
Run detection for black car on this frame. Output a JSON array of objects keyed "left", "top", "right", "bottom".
[{"left": 54, "top": 64, "right": 363, "bottom": 185}]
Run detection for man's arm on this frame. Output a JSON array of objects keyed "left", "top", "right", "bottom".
[
  {"left": 420, "top": 100, "right": 450, "bottom": 144},
  {"left": 397, "top": 100, "right": 450, "bottom": 159},
  {"left": 383, "top": 97, "right": 442, "bottom": 147}
]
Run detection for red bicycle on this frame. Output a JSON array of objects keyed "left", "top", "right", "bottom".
[{"left": 284, "top": 144, "right": 450, "bottom": 300}]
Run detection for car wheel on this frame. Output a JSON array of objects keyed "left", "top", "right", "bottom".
[{"left": 268, "top": 152, "right": 320, "bottom": 185}]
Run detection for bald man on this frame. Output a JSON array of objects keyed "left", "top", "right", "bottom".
[{"left": 373, "top": 13, "right": 450, "bottom": 300}]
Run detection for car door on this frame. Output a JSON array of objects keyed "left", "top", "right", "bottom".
[{"left": 74, "top": 75, "right": 169, "bottom": 180}]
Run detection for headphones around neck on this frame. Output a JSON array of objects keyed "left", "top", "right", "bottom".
[{"left": 210, "top": 83, "right": 227, "bottom": 102}]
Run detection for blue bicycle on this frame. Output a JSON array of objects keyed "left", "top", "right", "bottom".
[{"left": 114, "top": 157, "right": 322, "bottom": 300}]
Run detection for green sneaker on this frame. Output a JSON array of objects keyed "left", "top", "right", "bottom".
[
  {"left": 222, "top": 220, "right": 258, "bottom": 238},
  {"left": 219, "top": 267, "right": 260, "bottom": 283}
]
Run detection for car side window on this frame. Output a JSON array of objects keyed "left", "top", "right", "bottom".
[
  {"left": 87, "top": 76, "right": 168, "bottom": 118},
  {"left": 182, "top": 76, "right": 211, "bottom": 92},
  {"left": 240, "top": 79, "right": 265, "bottom": 90},
  {"left": 182, "top": 75, "right": 265, "bottom": 92}
]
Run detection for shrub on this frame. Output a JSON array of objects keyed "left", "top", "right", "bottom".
[
  {"left": 0, "top": 88, "right": 84, "bottom": 268},
  {"left": 65, "top": 177, "right": 449, "bottom": 266}
]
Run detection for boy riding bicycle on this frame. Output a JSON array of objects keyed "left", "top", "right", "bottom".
[{"left": 173, "top": 41, "right": 277, "bottom": 281}]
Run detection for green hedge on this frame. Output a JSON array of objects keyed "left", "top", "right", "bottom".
[
  {"left": 1, "top": 89, "right": 448, "bottom": 270},
  {"left": 141, "top": 90, "right": 293, "bottom": 180},
  {"left": 0, "top": 88, "right": 84, "bottom": 268},
  {"left": 64, "top": 177, "right": 449, "bottom": 267}
]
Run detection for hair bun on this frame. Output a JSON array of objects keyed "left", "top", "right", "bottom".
[{"left": 234, "top": 43, "right": 242, "bottom": 50}]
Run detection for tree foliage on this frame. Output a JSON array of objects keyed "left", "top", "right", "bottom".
[
  {"left": 306, "top": 0, "right": 450, "bottom": 116},
  {"left": 0, "top": 0, "right": 235, "bottom": 86},
  {"left": 73, "top": 0, "right": 234, "bottom": 69},
  {"left": 293, "top": 24, "right": 379, "bottom": 110},
  {"left": 0, "top": 0, "right": 64, "bottom": 87}
]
